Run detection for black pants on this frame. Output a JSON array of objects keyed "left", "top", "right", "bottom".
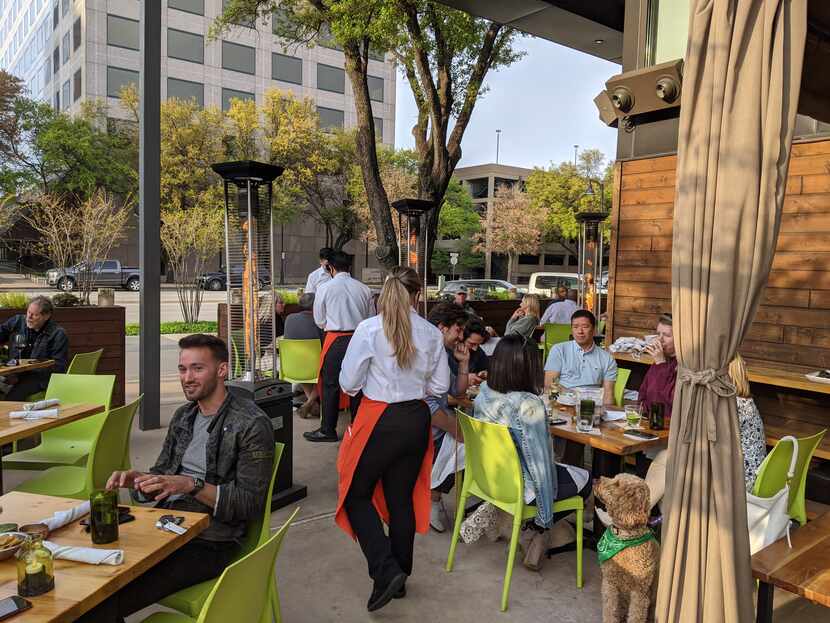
[
  {"left": 75, "top": 538, "right": 238, "bottom": 623},
  {"left": 345, "top": 400, "right": 430, "bottom": 583},
  {"left": 4, "top": 373, "right": 44, "bottom": 400},
  {"left": 320, "top": 334, "right": 359, "bottom": 436}
]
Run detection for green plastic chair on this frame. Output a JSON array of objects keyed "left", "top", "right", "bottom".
[
  {"left": 278, "top": 338, "right": 321, "bottom": 384},
  {"left": 4, "top": 373, "right": 115, "bottom": 471},
  {"left": 614, "top": 368, "right": 631, "bottom": 407},
  {"left": 446, "top": 410, "right": 583, "bottom": 611},
  {"left": 24, "top": 349, "right": 105, "bottom": 402},
  {"left": 543, "top": 323, "right": 572, "bottom": 360},
  {"left": 14, "top": 396, "right": 142, "bottom": 499},
  {"left": 160, "top": 444, "right": 285, "bottom": 621},
  {"left": 752, "top": 430, "right": 826, "bottom": 526},
  {"left": 142, "top": 507, "right": 300, "bottom": 623}
]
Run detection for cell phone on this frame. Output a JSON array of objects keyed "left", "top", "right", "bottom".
[
  {"left": 0, "top": 596, "right": 32, "bottom": 621},
  {"left": 80, "top": 512, "right": 135, "bottom": 531},
  {"left": 624, "top": 429, "right": 659, "bottom": 440},
  {"left": 548, "top": 417, "right": 568, "bottom": 426}
]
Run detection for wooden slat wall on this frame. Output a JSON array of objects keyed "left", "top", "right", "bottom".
[
  {"left": 0, "top": 307, "right": 125, "bottom": 406},
  {"left": 609, "top": 139, "right": 830, "bottom": 370}
]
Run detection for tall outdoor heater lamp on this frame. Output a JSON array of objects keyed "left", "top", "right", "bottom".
[
  {"left": 576, "top": 178, "right": 609, "bottom": 321},
  {"left": 392, "top": 198, "right": 434, "bottom": 316},
  {"left": 211, "top": 160, "right": 307, "bottom": 509}
]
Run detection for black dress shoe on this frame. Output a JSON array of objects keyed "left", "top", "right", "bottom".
[
  {"left": 303, "top": 429, "right": 338, "bottom": 442},
  {"left": 367, "top": 572, "right": 407, "bottom": 612},
  {"left": 393, "top": 583, "right": 406, "bottom": 599}
]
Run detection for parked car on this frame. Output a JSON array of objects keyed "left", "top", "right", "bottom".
[
  {"left": 46, "top": 260, "right": 140, "bottom": 292},
  {"left": 438, "top": 279, "right": 519, "bottom": 301},
  {"left": 198, "top": 268, "right": 270, "bottom": 291},
  {"left": 527, "top": 271, "right": 608, "bottom": 297}
]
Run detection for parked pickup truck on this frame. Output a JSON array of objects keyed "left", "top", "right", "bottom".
[{"left": 46, "top": 260, "right": 141, "bottom": 292}]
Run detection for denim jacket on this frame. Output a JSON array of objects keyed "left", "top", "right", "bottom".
[
  {"left": 140, "top": 392, "right": 275, "bottom": 542},
  {"left": 473, "top": 383, "right": 558, "bottom": 528}
]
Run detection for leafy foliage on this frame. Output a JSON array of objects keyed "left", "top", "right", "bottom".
[
  {"left": 432, "top": 179, "right": 483, "bottom": 275},
  {"left": 125, "top": 321, "right": 218, "bottom": 336},
  {"left": 0, "top": 292, "right": 29, "bottom": 309},
  {"left": 51, "top": 292, "right": 80, "bottom": 308},
  {"left": 485, "top": 184, "right": 546, "bottom": 282}
]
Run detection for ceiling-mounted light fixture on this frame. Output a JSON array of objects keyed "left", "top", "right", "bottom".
[{"left": 593, "top": 39, "right": 604, "bottom": 45}]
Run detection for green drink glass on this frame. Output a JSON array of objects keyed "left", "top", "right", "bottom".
[{"left": 89, "top": 489, "right": 119, "bottom": 544}]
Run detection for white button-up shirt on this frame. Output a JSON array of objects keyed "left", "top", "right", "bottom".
[
  {"left": 540, "top": 299, "right": 579, "bottom": 325},
  {"left": 304, "top": 265, "right": 331, "bottom": 294},
  {"left": 339, "top": 310, "right": 451, "bottom": 402},
  {"left": 313, "top": 272, "right": 374, "bottom": 332}
]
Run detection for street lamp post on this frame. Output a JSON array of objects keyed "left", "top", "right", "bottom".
[{"left": 496, "top": 129, "right": 502, "bottom": 164}]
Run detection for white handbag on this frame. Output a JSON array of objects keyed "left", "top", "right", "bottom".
[{"left": 746, "top": 435, "right": 797, "bottom": 555}]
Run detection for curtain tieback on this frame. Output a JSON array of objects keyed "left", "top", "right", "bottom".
[{"left": 676, "top": 366, "right": 736, "bottom": 443}]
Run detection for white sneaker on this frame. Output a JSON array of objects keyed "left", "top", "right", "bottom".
[{"left": 430, "top": 499, "right": 447, "bottom": 533}]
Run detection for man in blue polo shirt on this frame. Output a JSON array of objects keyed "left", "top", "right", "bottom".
[{"left": 544, "top": 309, "right": 616, "bottom": 405}]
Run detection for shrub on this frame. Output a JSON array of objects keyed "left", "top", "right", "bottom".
[
  {"left": 274, "top": 289, "right": 299, "bottom": 305},
  {"left": 0, "top": 292, "right": 29, "bottom": 309},
  {"left": 125, "top": 321, "right": 218, "bottom": 336},
  {"left": 52, "top": 292, "right": 81, "bottom": 307}
]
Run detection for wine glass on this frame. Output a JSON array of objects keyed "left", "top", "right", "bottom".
[{"left": 11, "top": 333, "right": 27, "bottom": 360}]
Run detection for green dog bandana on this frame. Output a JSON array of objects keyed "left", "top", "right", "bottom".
[{"left": 597, "top": 528, "right": 656, "bottom": 565}]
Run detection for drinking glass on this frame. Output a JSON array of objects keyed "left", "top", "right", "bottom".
[
  {"left": 577, "top": 399, "right": 595, "bottom": 433},
  {"left": 11, "top": 333, "right": 26, "bottom": 359},
  {"left": 89, "top": 490, "right": 119, "bottom": 544},
  {"left": 625, "top": 403, "right": 642, "bottom": 428}
]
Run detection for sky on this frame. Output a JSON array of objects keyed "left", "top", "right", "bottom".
[{"left": 393, "top": 35, "right": 620, "bottom": 171}]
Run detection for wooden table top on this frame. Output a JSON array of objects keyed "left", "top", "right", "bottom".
[
  {"left": 549, "top": 413, "right": 669, "bottom": 456},
  {"left": 612, "top": 352, "right": 830, "bottom": 395},
  {"left": 0, "top": 360, "right": 55, "bottom": 377},
  {"left": 752, "top": 511, "right": 830, "bottom": 608},
  {"left": 762, "top": 415, "right": 830, "bottom": 461},
  {"left": 0, "top": 492, "right": 209, "bottom": 623},
  {"left": 0, "top": 403, "right": 104, "bottom": 446}
]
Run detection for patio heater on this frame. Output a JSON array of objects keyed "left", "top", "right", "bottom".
[
  {"left": 212, "top": 160, "right": 307, "bottom": 509},
  {"left": 392, "top": 198, "right": 434, "bottom": 315},
  {"left": 575, "top": 211, "right": 608, "bottom": 321}
]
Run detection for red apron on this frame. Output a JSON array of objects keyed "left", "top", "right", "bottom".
[
  {"left": 335, "top": 397, "right": 434, "bottom": 539},
  {"left": 317, "top": 331, "right": 352, "bottom": 411}
]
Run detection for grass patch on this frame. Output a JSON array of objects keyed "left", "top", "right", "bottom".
[{"left": 125, "top": 321, "right": 218, "bottom": 336}]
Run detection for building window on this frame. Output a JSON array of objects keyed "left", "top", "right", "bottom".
[
  {"left": 518, "top": 254, "right": 540, "bottom": 265},
  {"left": 52, "top": 46, "right": 59, "bottom": 71},
  {"left": 222, "top": 88, "right": 254, "bottom": 112},
  {"left": 61, "top": 80, "right": 70, "bottom": 110},
  {"left": 168, "top": 77, "right": 204, "bottom": 107},
  {"left": 54, "top": 90, "right": 60, "bottom": 110},
  {"left": 222, "top": 0, "right": 255, "bottom": 27},
  {"left": 568, "top": 255, "right": 578, "bottom": 267},
  {"left": 107, "top": 14, "right": 139, "bottom": 51},
  {"left": 222, "top": 41, "right": 255, "bottom": 75},
  {"left": 72, "top": 68, "right": 81, "bottom": 101},
  {"left": 61, "top": 32, "right": 69, "bottom": 64},
  {"left": 72, "top": 17, "right": 81, "bottom": 51},
  {"left": 271, "top": 8, "right": 291, "bottom": 35},
  {"left": 317, "top": 63, "right": 344, "bottom": 94},
  {"left": 53, "top": 2, "right": 59, "bottom": 28},
  {"left": 61, "top": 0, "right": 69, "bottom": 18},
  {"left": 44, "top": 57, "right": 51, "bottom": 85},
  {"left": 317, "top": 24, "right": 342, "bottom": 51},
  {"left": 367, "top": 75, "right": 383, "bottom": 102},
  {"left": 107, "top": 66, "right": 139, "bottom": 98},
  {"left": 168, "top": 0, "right": 204, "bottom": 15},
  {"left": 373, "top": 116, "right": 383, "bottom": 142},
  {"left": 494, "top": 177, "right": 516, "bottom": 191},
  {"left": 167, "top": 28, "right": 203, "bottom": 64},
  {"left": 317, "top": 106, "right": 344, "bottom": 130},
  {"left": 271, "top": 52, "right": 302, "bottom": 85},
  {"left": 467, "top": 178, "right": 489, "bottom": 199},
  {"left": 544, "top": 254, "right": 565, "bottom": 266}
]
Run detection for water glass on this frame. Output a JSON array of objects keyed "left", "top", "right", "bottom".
[
  {"left": 577, "top": 399, "right": 595, "bottom": 433},
  {"left": 625, "top": 403, "right": 642, "bottom": 428},
  {"left": 90, "top": 490, "right": 119, "bottom": 544}
]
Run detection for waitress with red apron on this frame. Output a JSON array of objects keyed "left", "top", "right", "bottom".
[
  {"left": 337, "top": 266, "right": 450, "bottom": 612},
  {"left": 304, "top": 250, "right": 373, "bottom": 443}
]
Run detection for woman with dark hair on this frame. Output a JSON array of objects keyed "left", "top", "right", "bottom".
[{"left": 472, "top": 334, "right": 591, "bottom": 569}]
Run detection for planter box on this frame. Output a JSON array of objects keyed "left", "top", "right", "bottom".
[{"left": 0, "top": 306, "right": 126, "bottom": 406}]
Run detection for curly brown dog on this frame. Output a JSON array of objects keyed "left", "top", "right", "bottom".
[{"left": 594, "top": 474, "right": 659, "bottom": 623}]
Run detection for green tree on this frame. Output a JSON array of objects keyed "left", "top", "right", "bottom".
[
  {"left": 213, "top": 0, "right": 523, "bottom": 273},
  {"left": 431, "top": 179, "right": 483, "bottom": 275},
  {"left": 486, "top": 183, "right": 546, "bottom": 283}
]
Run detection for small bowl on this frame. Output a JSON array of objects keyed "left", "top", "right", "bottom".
[
  {"left": 19, "top": 523, "right": 49, "bottom": 541},
  {"left": 0, "top": 532, "right": 27, "bottom": 561}
]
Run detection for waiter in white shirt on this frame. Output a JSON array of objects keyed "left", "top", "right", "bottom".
[
  {"left": 304, "top": 247, "right": 333, "bottom": 294},
  {"left": 304, "top": 250, "right": 374, "bottom": 442},
  {"left": 539, "top": 288, "right": 580, "bottom": 325},
  {"left": 335, "top": 266, "right": 450, "bottom": 613}
]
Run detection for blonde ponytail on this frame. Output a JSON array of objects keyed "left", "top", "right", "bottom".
[
  {"left": 729, "top": 353, "right": 751, "bottom": 398},
  {"left": 378, "top": 266, "right": 421, "bottom": 369}
]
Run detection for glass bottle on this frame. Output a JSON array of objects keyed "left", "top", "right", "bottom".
[{"left": 16, "top": 533, "right": 54, "bottom": 597}]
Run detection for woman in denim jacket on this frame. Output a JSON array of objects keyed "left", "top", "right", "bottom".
[{"left": 473, "top": 334, "right": 591, "bottom": 567}]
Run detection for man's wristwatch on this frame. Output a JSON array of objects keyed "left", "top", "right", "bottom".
[{"left": 189, "top": 477, "right": 205, "bottom": 496}]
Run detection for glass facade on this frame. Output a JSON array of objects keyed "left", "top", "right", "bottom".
[
  {"left": 168, "top": 0, "right": 204, "bottom": 16},
  {"left": 61, "top": 31, "right": 69, "bottom": 64},
  {"left": 222, "top": 87, "right": 255, "bottom": 111},
  {"left": 167, "top": 28, "right": 203, "bottom": 64},
  {"left": 649, "top": 0, "right": 690, "bottom": 64},
  {"left": 317, "top": 106, "right": 344, "bottom": 130},
  {"left": 72, "top": 17, "right": 80, "bottom": 51},
  {"left": 168, "top": 77, "right": 204, "bottom": 107},
  {"left": 367, "top": 75, "right": 383, "bottom": 102},
  {"left": 222, "top": 40, "right": 255, "bottom": 75},
  {"left": 72, "top": 67, "right": 81, "bottom": 101},
  {"left": 107, "top": 14, "right": 139, "bottom": 51},
  {"left": 61, "top": 78, "right": 69, "bottom": 109},
  {"left": 373, "top": 116, "right": 382, "bottom": 141},
  {"left": 317, "top": 63, "right": 344, "bottom": 94},
  {"left": 272, "top": 52, "right": 302, "bottom": 85},
  {"left": 107, "top": 66, "right": 139, "bottom": 98}
]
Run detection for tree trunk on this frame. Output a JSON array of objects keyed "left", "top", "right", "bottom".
[
  {"left": 343, "top": 42, "right": 398, "bottom": 269},
  {"left": 507, "top": 252, "right": 515, "bottom": 284}
]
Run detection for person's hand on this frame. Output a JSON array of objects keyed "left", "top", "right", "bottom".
[
  {"left": 485, "top": 326, "right": 497, "bottom": 338},
  {"left": 453, "top": 342, "right": 470, "bottom": 365},
  {"left": 133, "top": 474, "right": 195, "bottom": 501},
  {"left": 645, "top": 340, "right": 666, "bottom": 364},
  {"left": 512, "top": 308, "right": 526, "bottom": 319},
  {"left": 106, "top": 469, "right": 145, "bottom": 491},
  {"left": 468, "top": 372, "right": 483, "bottom": 386}
]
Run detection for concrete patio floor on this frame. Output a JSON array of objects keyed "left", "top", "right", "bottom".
[{"left": 4, "top": 336, "right": 826, "bottom": 622}]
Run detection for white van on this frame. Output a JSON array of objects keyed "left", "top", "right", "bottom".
[{"left": 527, "top": 272, "right": 580, "bottom": 297}]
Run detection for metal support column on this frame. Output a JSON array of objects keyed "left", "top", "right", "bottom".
[{"left": 139, "top": 0, "right": 161, "bottom": 430}]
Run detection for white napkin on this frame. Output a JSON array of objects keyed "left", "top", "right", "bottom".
[
  {"left": 9, "top": 409, "right": 59, "bottom": 419},
  {"left": 39, "top": 501, "right": 90, "bottom": 532},
  {"left": 23, "top": 399, "right": 60, "bottom": 411},
  {"left": 43, "top": 541, "right": 123, "bottom": 566},
  {"left": 603, "top": 409, "right": 626, "bottom": 422}
]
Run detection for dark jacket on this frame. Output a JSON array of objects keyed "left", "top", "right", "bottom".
[
  {"left": 141, "top": 392, "right": 275, "bottom": 542},
  {"left": 0, "top": 315, "right": 69, "bottom": 389},
  {"left": 283, "top": 310, "right": 323, "bottom": 342}
]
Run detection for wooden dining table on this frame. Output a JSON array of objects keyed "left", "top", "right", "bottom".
[
  {"left": 0, "top": 492, "right": 210, "bottom": 623},
  {"left": 0, "top": 403, "right": 104, "bottom": 493},
  {"left": 0, "top": 360, "right": 55, "bottom": 377}
]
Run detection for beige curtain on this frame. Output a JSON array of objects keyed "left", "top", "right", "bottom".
[{"left": 658, "top": 1, "right": 807, "bottom": 622}]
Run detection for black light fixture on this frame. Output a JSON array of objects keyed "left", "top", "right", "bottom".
[{"left": 392, "top": 198, "right": 434, "bottom": 316}]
